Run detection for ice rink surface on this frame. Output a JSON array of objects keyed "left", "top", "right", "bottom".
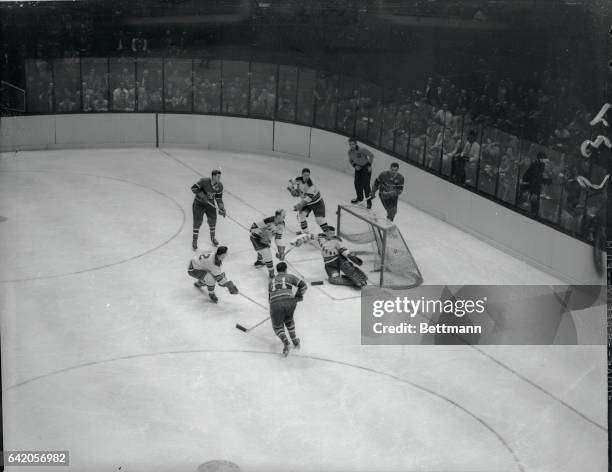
[{"left": 0, "top": 147, "right": 607, "bottom": 472}]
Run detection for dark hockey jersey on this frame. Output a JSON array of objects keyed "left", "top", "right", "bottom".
[{"left": 192, "top": 177, "right": 224, "bottom": 206}]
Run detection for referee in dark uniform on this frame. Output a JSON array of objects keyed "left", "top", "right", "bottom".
[{"left": 347, "top": 138, "right": 374, "bottom": 208}]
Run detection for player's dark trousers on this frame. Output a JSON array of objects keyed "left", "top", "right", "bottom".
[
  {"left": 270, "top": 298, "right": 298, "bottom": 344},
  {"left": 187, "top": 263, "right": 207, "bottom": 280},
  {"left": 192, "top": 200, "right": 217, "bottom": 244},
  {"left": 354, "top": 168, "right": 372, "bottom": 201},
  {"left": 381, "top": 196, "right": 398, "bottom": 221}
]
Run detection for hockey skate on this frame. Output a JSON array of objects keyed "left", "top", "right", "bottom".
[
  {"left": 194, "top": 280, "right": 204, "bottom": 289},
  {"left": 254, "top": 259, "right": 265, "bottom": 267},
  {"left": 366, "top": 196, "right": 372, "bottom": 209},
  {"left": 351, "top": 198, "right": 363, "bottom": 204},
  {"left": 208, "top": 292, "right": 219, "bottom": 303},
  {"left": 292, "top": 338, "right": 301, "bottom": 349},
  {"left": 192, "top": 240, "right": 198, "bottom": 251},
  {"left": 211, "top": 237, "right": 219, "bottom": 247},
  {"left": 282, "top": 342, "right": 291, "bottom": 357}
]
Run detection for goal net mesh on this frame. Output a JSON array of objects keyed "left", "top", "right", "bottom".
[{"left": 337, "top": 204, "right": 423, "bottom": 289}]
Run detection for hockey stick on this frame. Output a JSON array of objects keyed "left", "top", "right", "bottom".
[{"left": 236, "top": 316, "right": 270, "bottom": 332}]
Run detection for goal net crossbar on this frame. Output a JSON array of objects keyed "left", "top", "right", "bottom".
[{"left": 336, "top": 204, "right": 423, "bottom": 289}]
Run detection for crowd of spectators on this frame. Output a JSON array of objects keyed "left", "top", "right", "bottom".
[{"left": 18, "top": 56, "right": 607, "bottom": 241}]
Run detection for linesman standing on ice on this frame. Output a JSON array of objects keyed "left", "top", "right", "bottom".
[
  {"left": 191, "top": 169, "right": 226, "bottom": 250},
  {"left": 269, "top": 262, "right": 307, "bottom": 356},
  {"left": 372, "top": 162, "right": 404, "bottom": 221},
  {"left": 348, "top": 138, "right": 374, "bottom": 209}
]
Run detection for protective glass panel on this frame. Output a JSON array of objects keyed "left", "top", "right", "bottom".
[
  {"left": 424, "top": 104, "right": 446, "bottom": 172},
  {"left": 407, "top": 99, "right": 430, "bottom": 165},
  {"left": 379, "top": 104, "right": 398, "bottom": 153},
  {"left": 221, "top": 60, "right": 249, "bottom": 115},
  {"left": 249, "top": 62, "right": 276, "bottom": 118},
  {"left": 393, "top": 104, "right": 411, "bottom": 158},
  {"left": 478, "top": 126, "right": 506, "bottom": 196},
  {"left": 354, "top": 82, "right": 380, "bottom": 143},
  {"left": 296, "top": 67, "right": 316, "bottom": 125},
  {"left": 582, "top": 160, "right": 608, "bottom": 243},
  {"left": 537, "top": 148, "right": 565, "bottom": 224},
  {"left": 460, "top": 118, "right": 482, "bottom": 188},
  {"left": 136, "top": 58, "right": 163, "bottom": 112},
  {"left": 496, "top": 132, "right": 522, "bottom": 205},
  {"left": 109, "top": 58, "right": 136, "bottom": 111},
  {"left": 557, "top": 154, "right": 587, "bottom": 235},
  {"left": 193, "top": 59, "right": 221, "bottom": 113},
  {"left": 81, "top": 58, "right": 109, "bottom": 112},
  {"left": 438, "top": 109, "right": 463, "bottom": 177},
  {"left": 336, "top": 76, "right": 357, "bottom": 135},
  {"left": 164, "top": 59, "right": 192, "bottom": 112},
  {"left": 276, "top": 65, "right": 297, "bottom": 122},
  {"left": 516, "top": 141, "right": 549, "bottom": 215},
  {"left": 53, "top": 58, "right": 81, "bottom": 112},
  {"left": 313, "top": 73, "right": 339, "bottom": 130},
  {"left": 25, "top": 58, "right": 54, "bottom": 112}
]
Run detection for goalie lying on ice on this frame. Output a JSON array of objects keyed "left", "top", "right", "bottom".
[{"left": 291, "top": 226, "right": 367, "bottom": 288}]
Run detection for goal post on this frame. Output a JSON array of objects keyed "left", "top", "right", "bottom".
[{"left": 336, "top": 204, "right": 423, "bottom": 289}]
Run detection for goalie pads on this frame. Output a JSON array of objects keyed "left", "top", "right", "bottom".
[
  {"left": 339, "top": 259, "right": 368, "bottom": 287},
  {"left": 328, "top": 274, "right": 359, "bottom": 286},
  {"left": 347, "top": 254, "right": 363, "bottom": 266}
]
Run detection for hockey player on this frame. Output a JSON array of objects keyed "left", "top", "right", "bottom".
[
  {"left": 348, "top": 138, "right": 374, "bottom": 208},
  {"left": 372, "top": 162, "right": 405, "bottom": 221},
  {"left": 269, "top": 262, "right": 307, "bottom": 356},
  {"left": 250, "top": 209, "right": 287, "bottom": 278},
  {"left": 188, "top": 245, "right": 239, "bottom": 303},
  {"left": 291, "top": 226, "right": 367, "bottom": 287},
  {"left": 317, "top": 226, "right": 367, "bottom": 287},
  {"left": 287, "top": 168, "right": 330, "bottom": 234},
  {"left": 191, "top": 169, "right": 226, "bottom": 250}
]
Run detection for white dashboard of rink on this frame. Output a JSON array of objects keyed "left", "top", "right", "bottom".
[{"left": 0, "top": 112, "right": 603, "bottom": 286}]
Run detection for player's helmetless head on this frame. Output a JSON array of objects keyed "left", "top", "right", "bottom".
[
  {"left": 216, "top": 245, "right": 228, "bottom": 262},
  {"left": 390, "top": 163, "right": 399, "bottom": 175},
  {"left": 211, "top": 169, "right": 222, "bottom": 183},
  {"left": 324, "top": 225, "right": 335, "bottom": 239},
  {"left": 274, "top": 209, "right": 286, "bottom": 222},
  {"left": 348, "top": 138, "right": 358, "bottom": 150},
  {"left": 276, "top": 262, "right": 287, "bottom": 273},
  {"left": 301, "top": 168, "right": 310, "bottom": 180}
]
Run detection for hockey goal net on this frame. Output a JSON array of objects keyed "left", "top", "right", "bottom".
[{"left": 336, "top": 204, "right": 423, "bottom": 289}]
